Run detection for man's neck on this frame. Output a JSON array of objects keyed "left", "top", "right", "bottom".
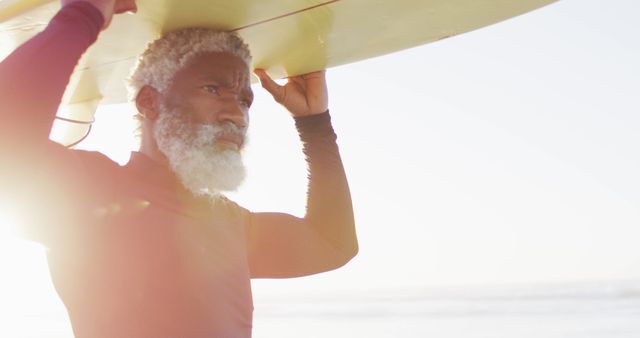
[{"left": 139, "top": 125, "right": 171, "bottom": 168}]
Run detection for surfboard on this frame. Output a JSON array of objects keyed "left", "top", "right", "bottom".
[{"left": 0, "top": 0, "right": 557, "bottom": 146}]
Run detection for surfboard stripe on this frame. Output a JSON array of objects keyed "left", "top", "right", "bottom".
[{"left": 230, "top": 0, "right": 340, "bottom": 32}]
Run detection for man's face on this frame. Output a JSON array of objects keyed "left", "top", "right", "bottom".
[
  {"left": 152, "top": 52, "right": 253, "bottom": 196},
  {"left": 161, "top": 51, "right": 253, "bottom": 151}
]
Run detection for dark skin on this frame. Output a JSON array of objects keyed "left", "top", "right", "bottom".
[
  {"left": 136, "top": 52, "right": 254, "bottom": 165},
  {"left": 136, "top": 51, "right": 328, "bottom": 170}
]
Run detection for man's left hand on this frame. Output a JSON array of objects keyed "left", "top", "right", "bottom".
[{"left": 254, "top": 69, "right": 328, "bottom": 117}]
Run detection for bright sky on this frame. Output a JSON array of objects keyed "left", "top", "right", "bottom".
[{"left": 1, "top": 0, "right": 639, "bottom": 336}]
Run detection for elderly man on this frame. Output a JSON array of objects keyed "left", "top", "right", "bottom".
[{"left": 0, "top": 0, "right": 357, "bottom": 336}]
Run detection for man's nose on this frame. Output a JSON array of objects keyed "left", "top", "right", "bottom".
[{"left": 216, "top": 97, "right": 248, "bottom": 129}]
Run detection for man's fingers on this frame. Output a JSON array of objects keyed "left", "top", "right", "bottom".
[
  {"left": 289, "top": 76, "right": 307, "bottom": 91},
  {"left": 254, "top": 69, "right": 328, "bottom": 116},
  {"left": 254, "top": 69, "right": 285, "bottom": 102},
  {"left": 115, "top": 0, "right": 137, "bottom": 14},
  {"left": 301, "top": 70, "right": 325, "bottom": 80}
]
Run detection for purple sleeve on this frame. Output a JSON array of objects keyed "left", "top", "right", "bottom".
[
  {"left": 0, "top": 2, "right": 103, "bottom": 147},
  {"left": 246, "top": 112, "right": 358, "bottom": 278},
  {"left": 0, "top": 3, "right": 105, "bottom": 245},
  {"left": 294, "top": 112, "right": 357, "bottom": 255}
]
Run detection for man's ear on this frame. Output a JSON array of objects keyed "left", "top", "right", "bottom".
[{"left": 135, "top": 86, "right": 161, "bottom": 121}]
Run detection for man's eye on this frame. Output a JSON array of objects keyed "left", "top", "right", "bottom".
[
  {"left": 240, "top": 99, "right": 252, "bottom": 108},
  {"left": 202, "top": 85, "right": 219, "bottom": 94}
]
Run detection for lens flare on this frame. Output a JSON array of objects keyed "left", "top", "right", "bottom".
[{"left": 0, "top": 209, "right": 20, "bottom": 239}]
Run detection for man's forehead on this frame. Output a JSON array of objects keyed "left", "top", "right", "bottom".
[
  {"left": 197, "top": 69, "right": 250, "bottom": 84},
  {"left": 184, "top": 52, "right": 250, "bottom": 84}
]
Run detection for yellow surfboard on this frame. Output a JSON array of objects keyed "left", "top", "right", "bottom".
[{"left": 0, "top": 0, "right": 557, "bottom": 146}]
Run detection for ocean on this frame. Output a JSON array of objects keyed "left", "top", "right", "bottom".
[{"left": 252, "top": 282, "right": 640, "bottom": 338}]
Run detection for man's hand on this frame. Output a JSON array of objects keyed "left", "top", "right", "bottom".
[
  {"left": 61, "top": 0, "right": 137, "bottom": 30},
  {"left": 255, "top": 69, "right": 328, "bottom": 117}
]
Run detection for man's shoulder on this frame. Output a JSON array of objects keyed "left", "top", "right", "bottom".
[
  {"left": 72, "top": 149, "right": 123, "bottom": 169},
  {"left": 68, "top": 149, "right": 128, "bottom": 182},
  {"left": 213, "top": 195, "right": 251, "bottom": 224},
  {"left": 214, "top": 195, "right": 247, "bottom": 212}
]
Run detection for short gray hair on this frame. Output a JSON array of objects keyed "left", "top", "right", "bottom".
[{"left": 128, "top": 28, "right": 252, "bottom": 100}]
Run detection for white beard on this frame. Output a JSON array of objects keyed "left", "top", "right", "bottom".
[{"left": 153, "top": 105, "right": 247, "bottom": 197}]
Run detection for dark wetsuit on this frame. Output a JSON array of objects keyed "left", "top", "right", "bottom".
[{"left": 0, "top": 3, "right": 357, "bottom": 337}]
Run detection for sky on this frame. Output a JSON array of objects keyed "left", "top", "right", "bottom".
[
  {"left": 238, "top": 0, "right": 638, "bottom": 292},
  {"left": 0, "top": 0, "right": 639, "bottom": 335}
]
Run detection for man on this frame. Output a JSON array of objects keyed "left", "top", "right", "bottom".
[{"left": 0, "top": 0, "right": 357, "bottom": 336}]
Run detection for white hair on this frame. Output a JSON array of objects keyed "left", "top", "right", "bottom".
[{"left": 128, "top": 28, "right": 252, "bottom": 99}]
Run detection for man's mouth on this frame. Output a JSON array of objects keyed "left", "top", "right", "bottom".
[{"left": 215, "top": 133, "right": 244, "bottom": 151}]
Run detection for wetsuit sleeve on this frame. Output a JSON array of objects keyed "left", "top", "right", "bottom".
[
  {"left": 0, "top": 3, "right": 105, "bottom": 245},
  {"left": 246, "top": 112, "right": 358, "bottom": 278},
  {"left": 0, "top": 2, "right": 103, "bottom": 145}
]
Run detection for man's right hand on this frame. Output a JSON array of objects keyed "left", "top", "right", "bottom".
[{"left": 61, "top": 0, "right": 137, "bottom": 30}]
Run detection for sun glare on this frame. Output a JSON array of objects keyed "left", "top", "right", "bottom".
[
  {"left": 0, "top": 209, "right": 72, "bottom": 338},
  {"left": 0, "top": 209, "right": 20, "bottom": 239}
]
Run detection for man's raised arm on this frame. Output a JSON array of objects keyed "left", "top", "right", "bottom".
[
  {"left": 0, "top": 1, "right": 134, "bottom": 245},
  {"left": 245, "top": 70, "right": 358, "bottom": 278}
]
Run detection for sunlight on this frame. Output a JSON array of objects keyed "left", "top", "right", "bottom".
[
  {"left": 0, "top": 208, "right": 20, "bottom": 239},
  {"left": 0, "top": 210, "right": 73, "bottom": 338}
]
